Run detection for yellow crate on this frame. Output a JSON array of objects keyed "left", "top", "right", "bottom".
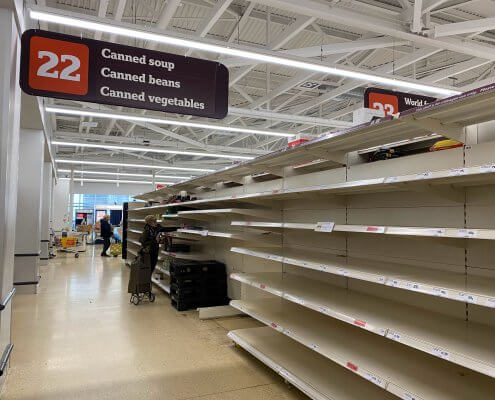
[{"left": 61, "top": 237, "right": 77, "bottom": 248}]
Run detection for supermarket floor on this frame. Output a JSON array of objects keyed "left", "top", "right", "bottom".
[{"left": 3, "top": 248, "right": 307, "bottom": 400}]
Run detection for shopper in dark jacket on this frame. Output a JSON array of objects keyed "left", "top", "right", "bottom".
[
  {"left": 100, "top": 215, "right": 113, "bottom": 257},
  {"left": 140, "top": 215, "right": 172, "bottom": 273}
]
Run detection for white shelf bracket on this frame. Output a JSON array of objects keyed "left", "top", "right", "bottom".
[
  {"left": 410, "top": 117, "right": 465, "bottom": 141},
  {"left": 306, "top": 149, "right": 347, "bottom": 164}
]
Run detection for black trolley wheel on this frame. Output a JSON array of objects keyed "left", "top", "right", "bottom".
[
  {"left": 75, "top": 253, "right": 80, "bottom": 258},
  {"left": 149, "top": 293, "right": 156, "bottom": 302}
]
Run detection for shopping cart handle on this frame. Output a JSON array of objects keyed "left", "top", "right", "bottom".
[
  {"left": 0, "top": 344, "right": 13, "bottom": 376},
  {"left": 0, "top": 288, "right": 16, "bottom": 311}
]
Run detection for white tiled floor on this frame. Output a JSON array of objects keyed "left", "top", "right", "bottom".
[{"left": 3, "top": 248, "right": 308, "bottom": 400}]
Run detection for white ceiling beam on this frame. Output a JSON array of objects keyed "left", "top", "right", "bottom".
[
  {"left": 222, "top": 37, "right": 410, "bottom": 67},
  {"left": 253, "top": 0, "right": 495, "bottom": 60},
  {"left": 76, "top": 102, "right": 206, "bottom": 148},
  {"left": 412, "top": 0, "right": 423, "bottom": 33},
  {"left": 228, "top": 107, "right": 352, "bottom": 128},
  {"left": 419, "top": 58, "right": 490, "bottom": 83},
  {"left": 229, "top": 15, "right": 316, "bottom": 86},
  {"left": 149, "top": 0, "right": 182, "bottom": 50},
  {"left": 94, "top": 0, "right": 110, "bottom": 40},
  {"left": 185, "top": 0, "right": 234, "bottom": 56},
  {"left": 233, "top": 84, "right": 254, "bottom": 103},
  {"left": 108, "top": 0, "right": 127, "bottom": 41},
  {"left": 460, "top": 75, "right": 495, "bottom": 91},
  {"left": 228, "top": 2, "right": 255, "bottom": 42},
  {"left": 32, "top": 6, "right": 459, "bottom": 94},
  {"left": 53, "top": 131, "right": 269, "bottom": 155},
  {"left": 432, "top": 18, "right": 495, "bottom": 38},
  {"left": 287, "top": 46, "right": 441, "bottom": 116},
  {"left": 397, "top": 0, "right": 412, "bottom": 9},
  {"left": 422, "top": 0, "right": 451, "bottom": 13}
]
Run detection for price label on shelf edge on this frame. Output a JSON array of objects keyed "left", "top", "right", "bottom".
[
  {"left": 457, "top": 228, "right": 478, "bottom": 238},
  {"left": 432, "top": 347, "right": 450, "bottom": 360},
  {"left": 366, "top": 226, "right": 386, "bottom": 233},
  {"left": 480, "top": 164, "right": 495, "bottom": 173},
  {"left": 449, "top": 168, "right": 467, "bottom": 176},
  {"left": 416, "top": 171, "right": 432, "bottom": 180},
  {"left": 315, "top": 221, "right": 335, "bottom": 233}
]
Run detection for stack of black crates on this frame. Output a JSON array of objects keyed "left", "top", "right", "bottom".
[{"left": 169, "top": 259, "right": 229, "bottom": 311}]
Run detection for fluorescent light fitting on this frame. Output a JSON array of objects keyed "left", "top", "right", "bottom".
[
  {"left": 30, "top": 8, "right": 461, "bottom": 97},
  {"left": 59, "top": 177, "right": 170, "bottom": 185},
  {"left": 45, "top": 106, "right": 295, "bottom": 138},
  {"left": 52, "top": 140, "right": 254, "bottom": 160},
  {"left": 58, "top": 169, "right": 190, "bottom": 179},
  {"left": 55, "top": 159, "right": 215, "bottom": 172}
]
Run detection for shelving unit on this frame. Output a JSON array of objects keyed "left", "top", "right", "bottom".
[
  {"left": 232, "top": 221, "right": 494, "bottom": 240},
  {"left": 228, "top": 327, "right": 399, "bottom": 400},
  {"left": 160, "top": 249, "right": 210, "bottom": 261},
  {"left": 229, "top": 301, "right": 495, "bottom": 400},
  {"left": 230, "top": 272, "right": 495, "bottom": 377},
  {"left": 151, "top": 276, "right": 170, "bottom": 294},
  {"left": 230, "top": 247, "right": 495, "bottom": 307},
  {"left": 177, "top": 228, "right": 281, "bottom": 245},
  {"left": 126, "top": 85, "right": 495, "bottom": 400},
  {"left": 176, "top": 208, "right": 278, "bottom": 220},
  {"left": 133, "top": 85, "right": 495, "bottom": 197}
]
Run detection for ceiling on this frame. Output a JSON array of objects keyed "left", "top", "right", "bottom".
[{"left": 29, "top": 0, "right": 495, "bottom": 183}]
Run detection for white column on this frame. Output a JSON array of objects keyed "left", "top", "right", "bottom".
[
  {"left": 40, "top": 162, "right": 53, "bottom": 265},
  {"left": 0, "top": 7, "right": 21, "bottom": 388},
  {"left": 14, "top": 129, "right": 45, "bottom": 294}
]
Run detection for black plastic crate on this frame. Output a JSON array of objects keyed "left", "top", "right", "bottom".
[
  {"left": 164, "top": 243, "right": 191, "bottom": 253},
  {"left": 170, "top": 283, "right": 200, "bottom": 298},
  {"left": 170, "top": 274, "right": 202, "bottom": 288},
  {"left": 171, "top": 295, "right": 198, "bottom": 311},
  {"left": 169, "top": 260, "right": 202, "bottom": 276}
]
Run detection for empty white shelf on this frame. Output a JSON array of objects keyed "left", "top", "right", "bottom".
[
  {"left": 128, "top": 218, "right": 163, "bottom": 223},
  {"left": 160, "top": 250, "right": 210, "bottom": 260},
  {"left": 162, "top": 214, "right": 178, "bottom": 219},
  {"left": 232, "top": 221, "right": 495, "bottom": 240},
  {"left": 177, "top": 208, "right": 278, "bottom": 220},
  {"left": 231, "top": 247, "right": 495, "bottom": 308},
  {"left": 127, "top": 248, "right": 138, "bottom": 257},
  {"left": 228, "top": 327, "right": 398, "bottom": 400},
  {"left": 155, "top": 265, "right": 170, "bottom": 276},
  {"left": 127, "top": 239, "right": 141, "bottom": 247},
  {"left": 128, "top": 229, "right": 142, "bottom": 234},
  {"left": 229, "top": 300, "right": 495, "bottom": 400},
  {"left": 132, "top": 163, "right": 495, "bottom": 209},
  {"left": 177, "top": 228, "right": 281, "bottom": 244},
  {"left": 140, "top": 85, "right": 495, "bottom": 194},
  {"left": 230, "top": 272, "right": 495, "bottom": 377},
  {"left": 151, "top": 276, "right": 170, "bottom": 293}
]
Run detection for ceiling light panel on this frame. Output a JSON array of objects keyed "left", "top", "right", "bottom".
[
  {"left": 45, "top": 106, "right": 295, "bottom": 138},
  {"left": 30, "top": 8, "right": 461, "bottom": 97},
  {"left": 52, "top": 140, "right": 254, "bottom": 160},
  {"left": 55, "top": 159, "right": 215, "bottom": 172}
]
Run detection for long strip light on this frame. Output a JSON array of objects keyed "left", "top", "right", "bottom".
[
  {"left": 59, "top": 177, "right": 167, "bottom": 185},
  {"left": 45, "top": 106, "right": 295, "bottom": 138},
  {"left": 30, "top": 8, "right": 461, "bottom": 97},
  {"left": 52, "top": 140, "right": 254, "bottom": 160},
  {"left": 56, "top": 159, "right": 215, "bottom": 172},
  {"left": 58, "top": 169, "right": 190, "bottom": 180}
]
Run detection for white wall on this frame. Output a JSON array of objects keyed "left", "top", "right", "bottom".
[
  {"left": 52, "top": 180, "right": 147, "bottom": 230},
  {"left": 52, "top": 179, "right": 70, "bottom": 231}
]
